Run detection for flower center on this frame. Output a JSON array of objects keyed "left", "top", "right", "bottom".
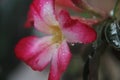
[{"left": 50, "top": 26, "right": 64, "bottom": 43}]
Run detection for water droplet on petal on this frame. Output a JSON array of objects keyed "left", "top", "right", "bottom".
[{"left": 71, "top": 43, "right": 75, "bottom": 46}]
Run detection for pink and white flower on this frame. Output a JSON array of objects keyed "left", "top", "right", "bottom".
[{"left": 15, "top": 0, "right": 97, "bottom": 80}]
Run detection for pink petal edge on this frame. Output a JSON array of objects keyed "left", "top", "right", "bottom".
[
  {"left": 71, "top": 16, "right": 99, "bottom": 26},
  {"left": 58, "top": 10, "right": 97, "bottom": 44}
]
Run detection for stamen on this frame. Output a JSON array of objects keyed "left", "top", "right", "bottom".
[{"left": 50, "top": 26, "right": 64, "bottom": 43}]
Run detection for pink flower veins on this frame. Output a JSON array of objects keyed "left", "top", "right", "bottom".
[{"left": 15, "top": 0, "right": 97, "bottom": 80}]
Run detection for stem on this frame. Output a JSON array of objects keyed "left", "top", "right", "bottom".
[
  {"left": 89, "top": 49, "right": 100, "bottom": 80},
  {"left": 72, "top": 0, "right": 103, "bottom": 19},
  {"left": 82, "top": 45, "right": 94, "bottom": 80},
  {"left": 83, "top": 58, "right": 89, "bottom": 80},
  {"left": 113, "top": 0, "right": 120, "bottom": 17},
  {"left": 83, "top": 42, "right": 107, "bottom": 80},
  {"left": 89, "top": 43, "right": 106, "bottom": 80}
]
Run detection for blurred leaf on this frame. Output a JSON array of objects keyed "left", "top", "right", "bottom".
[
  {"left": 72, "top": 0, "right": 115, "bottom": 18},
  {"left": 114, "top": 0, "right": 120, "bottom": 20}
]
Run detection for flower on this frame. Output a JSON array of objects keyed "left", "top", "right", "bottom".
[{"left": 15, "top": 0, "right": 97, "bottom": 80}]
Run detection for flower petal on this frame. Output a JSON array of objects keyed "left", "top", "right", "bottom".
[
  {"left": 48, "top": 40, "right": 72, "bottom": 80},
  {"left": 15, "top": 36, "right": 54, "bottom": 71},
  {"left": 71, "top": 16, "right": 98, "bottom": 26},
  {"left": 31, "top": 0, "right": 58, "bottom": 26},
  {"left": 24, "top": 3, "right": 50, "bottom": 34},
  {"left": 58, "top": 10, "right": 97, "bottom": 44},
  {"left": 33, "top": 12, "right": 52, "bottom": 34},
  {"left": 25, "top": 2, "right": 51, "bottom": 34},
  {"left": 27, "top": 0, "right": 59, "bottom": 33}
]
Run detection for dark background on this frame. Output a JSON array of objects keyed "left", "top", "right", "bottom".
[{"left": 0, "top": 0, "right": 32, "bottom": 80}]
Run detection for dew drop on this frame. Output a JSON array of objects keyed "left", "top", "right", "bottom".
[{"left": 71, "top": 43, "right": 75, "bottom": 46}]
